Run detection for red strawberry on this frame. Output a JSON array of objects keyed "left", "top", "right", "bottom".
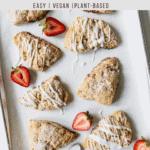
[
  {"left": 134, "top": 136, "right": 150, "bottom": 150},
  {"left": 92, "top": 10, "right": 98, "bottom": 13},
  {"left": 39, "top": 17, "right": 66, "bottom": 36},
  {"left": 11, "top": 66, "right": 30, "bottom": 87},
  {"left": 72, "top": 111, "right": 93, "bottom": 131}
]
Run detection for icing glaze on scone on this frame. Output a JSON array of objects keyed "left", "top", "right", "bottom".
[
  {"left": 64, "top": 17, "right": 119, "bottom": 66},
  {"left": 18, "top": 76, "right": 70, "bottom": 111},
  {"left": 14, "top": 32, "right": 62, "bottom": 72},
  {"left": 38, "top": 80, "right": 66, "bottom": 109},
  {"left": 83, "top": 111, "right": 132, "bottom": 150}
]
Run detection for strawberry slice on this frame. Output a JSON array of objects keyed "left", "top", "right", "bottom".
[
  {"left": 134, "top": 136, "right": 150, "bottom": 150},
  {"left": 72, "top": 111, "right": 93, "bottom": 131},
  {"left": 39, "top": 17, "right": 66, "bottom": 36},
  {"left": 11, "top": 66, "right": 30, "bottom": 87}
]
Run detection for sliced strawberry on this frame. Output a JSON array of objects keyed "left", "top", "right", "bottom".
[
  {"left": 72, "top": 111, "right": 93, "bottom": 131},
  {"left": 11, "top": 66, "right": 30, "bottom": 87},
  {"left": 134, "top": 137, "right": 150, "bottom": 150},
  {"left": 39, "top": 17, "right": 66, "bottom": 36}
]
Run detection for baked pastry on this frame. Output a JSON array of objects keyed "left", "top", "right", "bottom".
[
  {"left": 18, "top": 75, "right": 70, "bottom": 110},
  {"left": 85, "top": 10, "right": 114, "bottom": 14},
  {"left": 83, "top": 110, "right": 132, "bottom": 150},
  {"left": 64, "top": 17, "right": 119, "bottom": 53},
  {"left": 7, "top": 10, "right": 49, "bottom": 25},
  {"left": 28, "top": 120, "right": 78, "bottom": 150},
  {"left": 14, "top": 32, "right": 62, "bottom": 72},
  {"left": 77, "top": 57, "right": 120, "bottom": 105}
]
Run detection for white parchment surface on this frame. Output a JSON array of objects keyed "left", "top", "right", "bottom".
[{"left": 0, "top": 10, "right": 150, "bottom": 150}]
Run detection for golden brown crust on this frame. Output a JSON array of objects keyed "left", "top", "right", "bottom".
[
  {"left": 14, "top": 32, "right": 62, "bottom": 72},
  {"left": 18, "top": 75, "right": 70, "bottom": 111},
  {"left": 64, "top": 17, "right": 119, "bottom": 53},
  {"left": 83, "top": 110, "right": 132, "bottom": 150},
  {"left": 28, "top": 120, "right": 78, "bottom": 150},
  {"left": 77, "top": 57, "right": 120, "bottom": 105},
  {"left": 7, "top": 10, "right": 49, "bottom": 25}
]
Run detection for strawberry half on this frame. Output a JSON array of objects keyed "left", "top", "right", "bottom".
[
  {"left": 134, "top": 136, "right": 150, "bottom": 150},
  {"left": 72, "top": 111, "right": 93, "bottom": 131},
  {"left": 11, "top": 66, "right": 30, "bottom": 87},
  {"left": 39, "top": 17, "right": 66, "bottom": 36}
]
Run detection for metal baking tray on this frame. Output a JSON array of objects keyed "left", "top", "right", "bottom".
[{"left": 0, "top": 10, "right": 150, "bottom": 150}]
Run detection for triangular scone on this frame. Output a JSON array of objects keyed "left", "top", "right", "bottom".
[
  {"left": 18, "top": 75, "right": 70, "bottom": 110},
  {"left": 28, "top": 120, "right": 78, "bottom": 150},
  {"left": 7, "top": 10, "right": 49, "bottom": 25},
  {"left": 77, "top": 57, "right": 120, "bottom": 105},
  {"left": 85, "top": 10, "right": 114, "bottom": 14},
  {"left": 83, "top": 110, "right": 132, "bottom": 150},
  {"left": 64, "top": 17, "right": 119, "bottom": 53},
  {"left": 14, "top": 32, "right": 62, "bottom": 72}
]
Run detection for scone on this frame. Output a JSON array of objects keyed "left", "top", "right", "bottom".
[
  {"left": 77, "top": 57, "right": 120, "bottom": 105},
  {"left": 64, "top": 17, "right": 119, "bottom": 53},
  {"left": 83, "top": 110, "right": 132, "bottom": 150},
  {"left": 14, "top": 32, "right": 62, "bottom": 72},
  {"left": 28, "top": 120, "right": 78, "bottom": 150},
  {"left": 7, "top": 10, "right": 49, "bottom": 25},
  {"left": 18, "top": 75, "right": 70, "bottom": 110},
  {"left": 85, "top": 10, "right": 114, "bottom": 14}
]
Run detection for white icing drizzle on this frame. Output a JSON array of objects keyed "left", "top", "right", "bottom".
[
  {"left": 78, "top": 17, "right": 88, "bottom": 49},
  {"left": 91, "top": 21, "right": 111, "bottom": 62},
  {"left": 38, "top": 82, "right": 65, "bottom": 109},
  {"left": 48, "top": 82, "right": 66, "bottom": 106},
  {"left": 69, "top": 17, "right": 111, "bottom": 65},
  {"left": 29, "top": 91, "right": 45, "bottom": 108},
  {"left": 42, "top": 47, "right": 47, "bottom": 71},
  {"left": 87, "top": 112, "right": 131, "bottom": 150},
  {"left": 21, "top": 81, "right": 66, "bottom": 110},
  {"left": 21, "top": 92, "right": 37, "bottom": 108},
  {"left": 16, "top": 33, "right": 48, "bottom": 70},
  {"left": 88, "top": 134, "right": 122, "bottom": 150},
  {"left": 70, "top": 22, "right": 79, "bottom": 71}
]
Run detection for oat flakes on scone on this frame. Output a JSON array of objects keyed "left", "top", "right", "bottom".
[
  {"left": 64, "top": 17, "right": 119, "bottom": 53},
  {"left": 28, "top": 120, "right": 78, "bottom": 150},
  {"left": 77, "top": 57, "right": 120, "bottom": 105},
  {"left": 83, "top": 110, "right": 132, "bottom": 150},
  {"left": 7, "top": 10, "right": 49, "bottom": 25},
  {"left": 85, "top": 10, "right": 114, "bottom": 14},
  {"left": 18, "top": 75, "right": 70, "bottom": 111},
  {"left": 13, "top": 32, "right": 62, "bottom": 72}
]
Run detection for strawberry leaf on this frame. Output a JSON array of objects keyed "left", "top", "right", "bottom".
[
  {"left": 141, "top": 136, "right": 150, "bottom": 147},
  {"left": 39, "top": 18, "right": 46, "bottom": 26},
  {"left": 39, "top": 18, "right": 47, "bottom": 32},
  {"left": 142, "top": 136, "right": 147, "bottom": 142},
  {"left": 86, "top": 111, "right": 93, "bottom": 122}
]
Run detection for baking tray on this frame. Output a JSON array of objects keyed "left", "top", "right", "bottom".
[{"left": 0, "top": 10, "right": 150, "bottom": 150}]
